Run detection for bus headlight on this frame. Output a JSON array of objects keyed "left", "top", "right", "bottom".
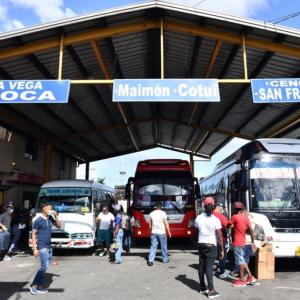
[
  {"left": 134, "top": 219, "right": 141, "bottom": 228},
  {"left": 253, "top": 224, "right": 266, "bottom": 241},
  {"left": 188, "top": 219, "right": 195, "bottom": 228}
]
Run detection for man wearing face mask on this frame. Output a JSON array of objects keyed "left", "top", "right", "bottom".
[
  {"left": 29, "top": 203, "right": 61, "bottom": 295},
  {"left": 0, "top": 203, "right": 14, "bottom": 261}
]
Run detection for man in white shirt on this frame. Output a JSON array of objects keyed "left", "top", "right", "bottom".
[
  {"left": 195, "top": 197, "right": 223, "bottom": 299},
  {"left": 96, "top": 205, "right": 115, "bottom": 257},
  {"left": 147, "top": 202, "right": 171, "bottom": 266}
]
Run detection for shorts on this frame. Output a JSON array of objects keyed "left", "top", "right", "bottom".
[
  {"left": 97, "top": 229, "right": 111, "bottom": 248},
  {"left": 234, "top": 246, "right": 246, "bottom": 266}
]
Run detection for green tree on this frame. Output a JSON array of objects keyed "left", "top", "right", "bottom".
[{"left": 97, "top": 177, "right": 106, "bottom": 184}]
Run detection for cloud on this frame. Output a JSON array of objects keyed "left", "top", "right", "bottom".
[
  {"left": 9, "top": 0, "right": 76, "bottom": 23},
  {"left": 0, "top": 2, "right": 24, "bottom": 32},
  {"left": 165, "top": 0, "right": 272, "bottom": 17}
]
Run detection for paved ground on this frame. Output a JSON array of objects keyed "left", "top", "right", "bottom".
[{"left": 1, "top": 241, "right": 300, "bottom": 300}]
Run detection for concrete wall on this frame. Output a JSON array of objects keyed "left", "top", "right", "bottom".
[{"left": 0, "top": 130, "right": 77, "bottom": 208}]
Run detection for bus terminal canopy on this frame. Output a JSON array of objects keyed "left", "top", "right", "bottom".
[{"left": 0, "top": 0, "right": 299, "bottom": 164}]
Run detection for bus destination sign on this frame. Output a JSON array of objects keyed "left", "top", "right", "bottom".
[
  {"left": 251, "top": 79, "right": 300, "bottom": 103},
  {"left": 0, "top": 80, "right": 70, "bottom": 104},
  {"left": 113, "top": 79, "right": 220, "bottom": 102}
]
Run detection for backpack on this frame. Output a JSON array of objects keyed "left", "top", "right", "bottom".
[{"left": 121, "top": 214, "right": 130, "bottom": 230}]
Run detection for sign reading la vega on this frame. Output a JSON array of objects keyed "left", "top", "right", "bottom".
[{"left": 0, "top": 80, "right": 70, "bottom": 104}]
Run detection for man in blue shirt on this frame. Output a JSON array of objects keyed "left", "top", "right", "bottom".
[{"left": 29, "top": 203, "right": 61, "bottom": 295}]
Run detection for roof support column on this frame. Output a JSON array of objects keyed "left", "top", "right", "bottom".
[
  {"left": 58, "top": 34, "right": 64, "bottom": 80},
  {"left": 190, "top": 154, "right": 194, "bottom": 177},
  {"left": 44, "top": 143, "right": 53, "bottom": 182},
  {"left": 160, "top": 18, "right": 164, "bottom": 79},
  {"left": 85, "top": 162, "right": 90, "bottom": 180},
  {"left": 242, "top": 34, "right": 248, "bottom": 80}
]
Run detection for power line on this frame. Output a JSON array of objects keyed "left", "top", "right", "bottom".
[{"left": 268, "top": 11, "right": 300, "bottom": 24}]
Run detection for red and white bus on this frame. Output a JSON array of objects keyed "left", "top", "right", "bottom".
[{"left": 125, "top": 159, "right": 200, "bottom": 239}]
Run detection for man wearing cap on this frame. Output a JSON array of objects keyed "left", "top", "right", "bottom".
[
  {"left": 195, "top": 197, "right": 223, "bottom": 299},
  {"left": 213, "top": 203, "right": 229, "bottom": 278},
  {"left": 229, "top": 202, "right": 256, "bottom": 287},
  {"left": 147, "top": 202, "right": 171, "bottom": 266},
  {"left": 112, "top": 204, "right": 123, "bottom": 264}
]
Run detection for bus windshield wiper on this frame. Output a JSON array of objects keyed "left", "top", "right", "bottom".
[{"left": 275, "top": 190, "right": 296, "bottom": 218}]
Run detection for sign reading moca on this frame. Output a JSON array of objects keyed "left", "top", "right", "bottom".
[
  {"left": 113, "top": 79, "right": 220, "bottom": 102},
  {"left": 0, "top": 80, "right": 70, "bottom": 104}
]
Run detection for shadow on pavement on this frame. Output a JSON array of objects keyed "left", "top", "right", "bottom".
[
  {"left": 175, "top": 274, "right": 199, "bottom": 292},
  {"left": 0, "top": 281, "right": 29, "bottom": 299},
  {"left": 44, "top": 273, "right": 61, "bottom": 288}
]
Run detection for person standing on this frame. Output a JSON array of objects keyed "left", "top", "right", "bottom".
[
  {"left": 96, "top": 205, "right": 115, "bottom": 257},
  {"left": 229, "top": 202, "right": 256, "bottom": 287},
  {"left": 112, "top": 204, "right": 123, "bottom": 264},
  {"left": 147, "top": 202, "right": 171, "bottom": 266},
  {"left": 195, "top": 197, "right": 223, "bottom": 299},
  {"left": 29, "top": 203, "right": 61, "bottom": 295},
  {"left": 0, "top": 203, "right": 14, "bottom": 261},
  {"left": 213, "top": 203, "right": 229, "bottom": 278}
]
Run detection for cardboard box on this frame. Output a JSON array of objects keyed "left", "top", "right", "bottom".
[{"left": 255, "top": 244, "right": 275, "bottom": 280}]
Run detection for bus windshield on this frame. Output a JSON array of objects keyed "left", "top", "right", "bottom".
[
  {"left": 133, "top": 171, "right": 194, "bottom": 213},
  {"left": 37, "top": 187, "right": 92, "bottom": 213},
  {"left": 250, "top": 156, "right": 299, "bottom": 210}
]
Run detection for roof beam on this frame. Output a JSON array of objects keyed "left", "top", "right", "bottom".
[
  {"left": 191, "top": 34, "right": 285, "bottom": 153},
  {"left": 1, "top": 19, "right": 299, "bottom": 63},
  {"left": 65, "top": 44, "right": 117, "bottom": 152},
  {"left": 165, "top": 20, "right": 300, "bottom": 59},
  {"left": 266, "top": 111, "right": 300, "bottom": 138},
  {"left": 40, "top": 117, "right": 155, "bottom": 144},
  {"left": 0, "top": 20, "right": 160, "bottom": 60},
  {"left": 188, "top": 39, "right": 222, "bottom": 125},
  {"left": 185, "top": 44, "right": 240, "bottom": 150},
  {"left": 90, "top": 39, "right": 139, "bottom": 151}
]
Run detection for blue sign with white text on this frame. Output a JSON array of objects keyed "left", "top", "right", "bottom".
[
  {"left": 251, "top": 79, "right": 300, "bottom": 103},
  {"left": 113, "top": 79, "right": 220, "bottom": 102},
  {"left": 0, "top": 80, "right": 70, "bottom": 104}
]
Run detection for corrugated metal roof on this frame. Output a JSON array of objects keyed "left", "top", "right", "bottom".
[{"left": 0, "top": 1, "right": 299, "bottom": 163}]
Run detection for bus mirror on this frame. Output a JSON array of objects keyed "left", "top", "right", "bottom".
[
  {"left": 241, "top": 160, "right": 249, "bottom": 171},
  {"left": 194, "top": 177, "right": 200, "bottom": 198}
]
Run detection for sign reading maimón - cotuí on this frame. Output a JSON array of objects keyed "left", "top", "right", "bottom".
[
  {"left": 0, "top": 80, "right": 70, "bottom": 104},
  {"left": 113, "top": 79, "right": 220, "bottom": 102},
  {"left": 251, "top": 79, "right": 300, "bottom": 103}
]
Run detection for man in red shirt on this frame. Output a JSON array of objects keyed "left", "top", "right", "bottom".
[
  {"left": 213, "top": 203, "right": 228, "bottom": 278},
  {"left": 229, "top": 202, "right": 256, "bottom": 287}
]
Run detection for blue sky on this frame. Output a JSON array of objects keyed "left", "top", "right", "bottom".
[{"left": 1, "top": 1, "right": 299, "bottom": 186}]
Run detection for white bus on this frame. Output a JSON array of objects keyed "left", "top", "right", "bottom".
[
  {"left": 30, "top": 180, "right": 116, "bottom": 249},
  {"left": 200, "top": 139, "right": 300, "bottom": 257}
]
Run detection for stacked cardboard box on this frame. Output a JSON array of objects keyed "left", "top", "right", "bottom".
[{"left": 255, "top": 243, "right": 275, "bottom": 280}]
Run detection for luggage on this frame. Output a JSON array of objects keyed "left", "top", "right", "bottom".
[{"left": 0, "top": 231, "right": 10, "bottom": 251}]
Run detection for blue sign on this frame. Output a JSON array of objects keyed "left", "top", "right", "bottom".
[
  {"left": 0, "top": 80, "right": 70, "bottom": 104},
  {"left": 251, "top": 79, "right": 300, "bottom": 103},
  {"left": 113, "top": 79, "right": 220, "bottom": 102}
]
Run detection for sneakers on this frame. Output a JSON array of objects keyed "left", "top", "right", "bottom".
[
  {"left": 99, "top": 251, "right": 105, "bottom": 257},
  {"left": 3, "top": 255, "right": 12, "bottom": 261},
  {"left": 218, "top": 271, "right": 229, "bottom": 279},
  {"left": 199, "top": 287, "right": 208, "bottom": 294},
  {"left": 29, "top": 286, "right": 38, "bottom": 295},
  {"left": 106, "top": 252, "right": 110, "bottom": 258},
  {"left": 246, "top": 277, "right": 257, "bottom": 285},
  {"left": 229, "top": 270, "right": 239, "bottom": 278},
  {"left": 208, "top": 290, "right": 220, "bottom": 299},
  {"left": 147, "top": 261, "right": 153, "bottom": 266},
  {"left": 37, "top": 289, "right": 48, "bottom": 294},
  {"left": 232, "top": 279, "right": 247, "bottom": 287}
]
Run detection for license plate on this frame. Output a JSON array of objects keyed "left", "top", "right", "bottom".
[{"left": 296, "top": 246, "right": 300, "bottom": 256}]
